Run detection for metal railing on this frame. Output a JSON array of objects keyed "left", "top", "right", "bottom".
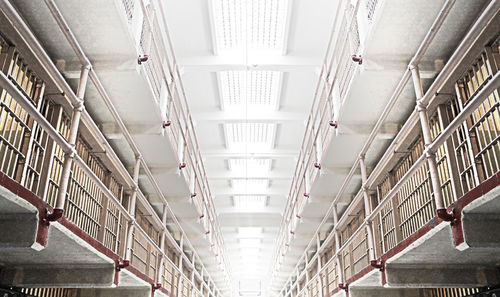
[
  {"left": 117, "top": 0, "right": 231, "bottom": 280},
  {"left": 270, "top": 0, "right": 381, "bottom": 277},
  {"left": 0, "top": 0, "right": 229, "bottom": 295},
  {"left": 273, "top": 0, "right": 500, "bottom": 296},
  {"left": 281, "top": 46, "right": 500, "bottom": 297}
]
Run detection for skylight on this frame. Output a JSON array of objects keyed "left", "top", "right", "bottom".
[
  {"left": 233, "top": 195, "right": 268, "bottom": 210},
  {"left": 211, "top": 0, "right": 289, "bottom": 55},
  {"left": 228, "top": 159, "right": 272, "bottom": 176},
  {"left": 239, "top": 238, "right": 261, "bottom": 246},
  {"left": 238, "top": 227, "right": 263, "bottom": 238},
  {"left": 231, "top": 179, "right": 269, "bottom": 194},
  {"left": 225, "top": 123, "right": 277, "bottom": 152},
  {"left": 219, "top": 71, "right": 282, "bottom": 112}
]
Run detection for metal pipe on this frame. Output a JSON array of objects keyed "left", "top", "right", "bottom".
[
  {"left": 48, "top": 65, "right": 89, "bottom": 220},
  {"left": 42, "top": 0, "right": 90, "bottom": 67},
  {"left": 300, "top": 71, "right": 500, "bottom": 296},
  {"left": 3, "top": 0, "right": 221, "bottom": 292},
  {"left": 272, "top": 0, "right": 361, "bottom": 271},
  {"left": 359, "top": 155, "right": 375, "bottom": 260},
  {"left": 147, "top": 0, "right": 231, "bottom": 283},
  {"left": 128, "top": 157, "right": 141, "bottom": 217},
  {"left": 276, "top": 0, "right": 497, "bottom": 288},
  {"left": 42, "top": 0, "right": 142, "bottom": 158},
  {"left": 272, "top": 0, "right": 458, "bottom": 283},
  {"left": 410, "top": 65, "right": 447, "bottom": 212},
  {"left": 41, "top": 1, "right": 220, "bottom": 288},
  {"left": 0, "top": 69, "right": 135, "bottom": 224}
]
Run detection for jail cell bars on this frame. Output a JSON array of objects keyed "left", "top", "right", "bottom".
[
  {"left": 0, "top": 36, "right": 215, "bottom": 297},
  {"left": 0, "top": 49, "right": 44, "bottom": 187},
  {"left": 19, "top": 288, "right": 77, "bottom": 297},
  {"left": 457, "top": 50, "right": 500, "bottom": 185},
  {"left": 321, "top": 252, "right": 338, "bottom": 295},
  {"left": 282, "top": 42, "right": 500, "bottom": 297},
  {"left": 423, "top": 287, "right": 482, "bottom": 297}
]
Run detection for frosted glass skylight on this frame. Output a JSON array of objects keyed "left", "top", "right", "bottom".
[
  {"left": 225, "top": 123, "right": 276, "bottom": 152},
  {"left": 238, "top": 227, "right": 263, "bottom": 237},
  {"left": 231, "top": 179, "right": 269, "bottom": 194},
  {"left": 211, "top": 0, "right": 289, "bottom": 54},
  {"left": 219, "top": 71, "right": 282, "bottom": 112},
  {"left": 228, "top": 159, "right": 272, "bottom": 176},
  {"left": 233, "top": 195, "right": 268, "bottom": 210}
]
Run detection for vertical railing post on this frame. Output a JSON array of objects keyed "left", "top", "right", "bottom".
[
  {"left": 38, "top": 104, "right": 63, "bottom": 200},
  {"left": 158, "top": 205, "right": 167, "bottom": 288},
  {"left": 47, "top": 65, "right": 89, "bottom": 221},
  {"left": 332, "top": 206, "right": 344, "bottom": 288},
  {"left": 129, "top": 157, "right": 142, "bottom": 216},
  {"left": 125, "top": 156, "right": 141, "bottom": 260},
  {"left": 159, "top": 203, "right": 168, "bottom": 285},
  {"left": 359, "top": 155, "right": 376, "bottom": 261},
  {"left": 97, "top": 171, "right": 111, "bottom": 242},
  {"left": 436, "top": 103, "right": 463, "bottom": 200},
  {"left": 454, "top": 82, "right": 482, "bottom": 187},
  {"left": 296, "top": 269, "right": 300, "bottom": 292},
  {"left": 387, "top": 173, "right": 404, "bottom": 247},
  {"left": 410, "top": 65, "right": 452, "bottom": 220},
  {"left": 20, "top": 80, "right": 46, "bottom": 187}
]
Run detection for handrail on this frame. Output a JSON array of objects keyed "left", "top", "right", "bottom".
[
  {"left": 135, "top": 0, "right": 230, "bottom": 282},
  {"left": 273, "top": 0, "right": 500, "bottom": 294},
  {"left": 40, "top": 0, "right": 229, "bottom": 292},
  {"left": 0, "top": 0, "right": 225, "bottom": 295},
  {"left": 0, "top": 66, "right": 213, "bottom": 297},
  {"left": 270, "top": 0, "right": 468, "bottom": 291},
  {"left": 152, "top": 0, "right": 229, "bottom": 268},
  {"left": 281, "top": 70, "right": 500, "bottom": 297},
  {"left": 271, "top": 0, "right": 363, "bottom": 278}
]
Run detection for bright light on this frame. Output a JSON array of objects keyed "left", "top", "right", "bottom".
[
  {"left": 228, "top": 159, "right": 272, "bottom": 176},
  {"left": 240, "top": 248, "right": 261, "bottom": 257},
  {"left": 238, "top": 227, "right": 262, "bottom": 237},
  {"left": 231, "top": 179, "right": 269, "bottom": 194},
  {"left": 233, "top": 195, "right": 268, "bottom": 210},
  {"left": 211, "top": 0, "right": 289, "bottom": 54},
  {"left": 219, "top": 71, "right": 282, "bottom": 112},
  {"left": 239, "top": 238, "right": 261, "bottom": 246},
  {"left": 225, "top": 123, "right": 276, "bottom": 152}
]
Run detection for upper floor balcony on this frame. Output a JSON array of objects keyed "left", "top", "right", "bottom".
[
  {"left": 271, "top": 0, "right": 500, "bottom": 296},
  {"left": 0, "top": 0, "right": 230, "bottom": 296}
]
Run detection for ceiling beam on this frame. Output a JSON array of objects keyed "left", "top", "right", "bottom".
[
  {"left": 192, "top": 110, "right": 305, "bottom": 123},
  {"left": 178, "top": 55, "right": 320, "bottom": 73},
  {"left": 203, "top": 149, "right": 298, "bottom": 159},
  {"left": 216, "top": 206, "right": 284, "bottom": 215},
  {"left": 208, "top": 170, "right": 294, "bottom": 180},
  {"left": 210, "top": 187, "right": 291, "bottom": 196}
]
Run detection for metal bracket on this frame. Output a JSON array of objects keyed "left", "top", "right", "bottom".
[{"left": 115, "top": 259, "right": 130, "bottom": 272}]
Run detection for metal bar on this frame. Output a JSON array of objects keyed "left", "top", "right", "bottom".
[
  {"left": 52, "top": 65, "right": 89, "bottom": 213},
  {"left": 0, "top": 0, "right": 81, "bottom": 107},
  {"left": 284, "top": 63, "right": 500, "bottom": 297},
  {"left": 0, "top": 72, "right": 71, "bottom": 153},
  {"left": 419, "top": 0, "right": 500, "bottom": 107},
  {"left": 272, "top": 0, "right": 459, "bottom": 286},
  {"left": 129, "top": 157, "right": 141, "bottom": 217},
  {"left": 411, "top": 65, "right": 446, "bottom": 210},
  {"left": 429, "top": 72, "right": 500, "bottom": 155},
  {"left": 41, "top": 0, "right": 224, "bottom": 292}
]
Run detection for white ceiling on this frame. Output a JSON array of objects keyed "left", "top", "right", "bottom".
[{"left": 164, "top": 0, "right": 337, "bottom": 294}]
